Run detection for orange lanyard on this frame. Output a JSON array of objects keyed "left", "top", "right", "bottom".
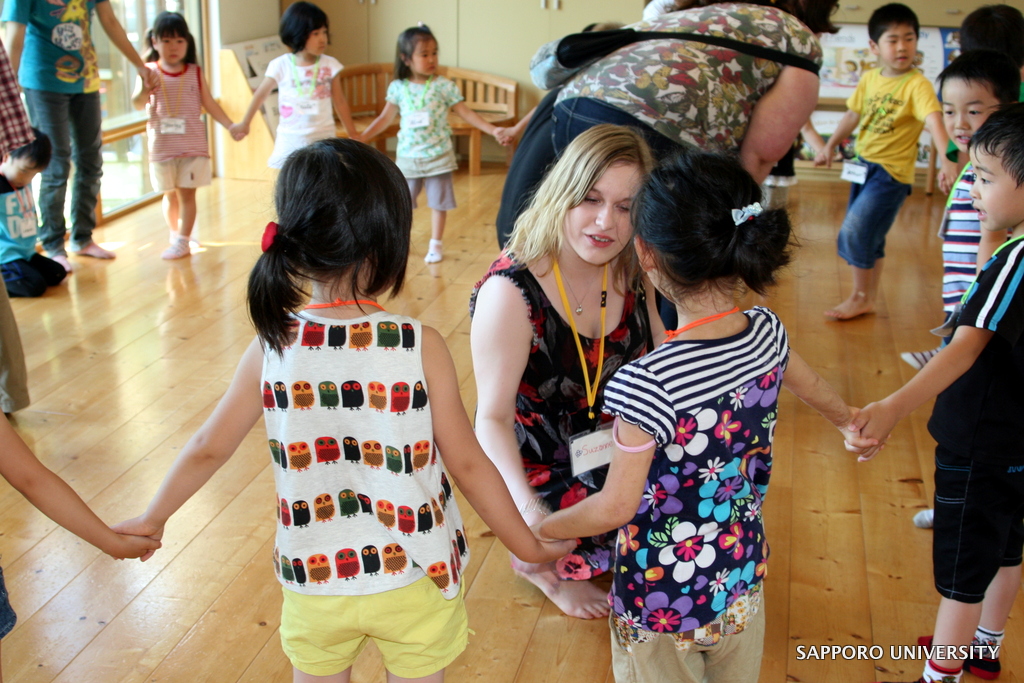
[
  {"left": 663, "top": 307, "right": 740, "bottom": 342},
  {"left": 553, "top": 261, "right": 607, "bottom": 420},
  {"left": 305, "top": 299, "right": 384, "bottom": 311}
]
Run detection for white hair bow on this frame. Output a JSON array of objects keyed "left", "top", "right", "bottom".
[{"left": 731, "top": 202, "right": 763, "bottom": 226}]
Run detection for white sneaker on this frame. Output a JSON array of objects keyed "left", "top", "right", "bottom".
[{"left": 913, "top": 508, "right": 934, "bottom": 529}]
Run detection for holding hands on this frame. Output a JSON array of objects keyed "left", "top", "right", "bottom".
[
  {"left": 228, "top": 122, "right": 249, "bottom": 141},
  {"left": 493, "top": 126, "right": 515, "bottom": 146},
  {"left": 112, "top": 516, "right": 165, "bottom": 562}
]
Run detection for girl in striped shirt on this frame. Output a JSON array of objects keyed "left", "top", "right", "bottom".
[
  {"left": 537, "top": 150, "right": 872, "bottom": 683},
  {"left": 132, "top": 12, "right": 237, "bottom": 260}
]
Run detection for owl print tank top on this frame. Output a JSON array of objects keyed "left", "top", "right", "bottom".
[{"left": 262, "top": 311, "right": 469, "bottom": 599}]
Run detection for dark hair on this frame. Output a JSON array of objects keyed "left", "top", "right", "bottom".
[
  {"left": 970, "top": 102, "right": 1024, "bottom": 187},
  {"left": 632, "top": 150, "right": 793, "bottom": 299},
  {"left": 144, "top": 12, "right": 197, "bottom": 65},
  {"left": 673, "top": 0, "right": 838, "bottom": 35},
  {"left": 394, "top": 25, "right": 436, "bottom": 81},
  {"left": 279, "top": 1, "right": 329, "bottom": 53},
  {"left": 10, "top": 128, "right": 51, "bottom": 169},
  {"left": 248, "top": 138, "right": 412, "bottom": 353},
  {"left": 961, "top": 5, "right": 1024, "bottom": 69},
  {"left": 868, "top": 3, "right": 919, "bottom": 43},
  {"left": 938, "top": 50, "right": 1021, "bottom": 106}
]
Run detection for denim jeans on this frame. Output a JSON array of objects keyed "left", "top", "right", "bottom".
[
  {"left": 552, "top": 96, "right": 678, "bottom": 160},
  {"left": 836, "top": 160, "right": 912, "bottom": 269},
  {"left": 23, "top": 89, "right": 103, "bottom": 255}
]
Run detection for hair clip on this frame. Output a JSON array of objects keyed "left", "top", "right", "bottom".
[
  {"left": 731, "top": 202, "right": 763, "bottom": 226},
  {"left": 262, "top": 221, "right": 279, "bottom": 252}
]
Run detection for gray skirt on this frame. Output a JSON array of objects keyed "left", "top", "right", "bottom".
[{"left": 396, "top": 149, "right": 458, "bottom": 179}]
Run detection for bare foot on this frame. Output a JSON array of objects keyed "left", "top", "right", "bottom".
[
  {"left": 824, "top": 291, "right": 874, "bottom": 321},
  {"left": 513, "top": 563, "right": 609, "bottom": 619}
]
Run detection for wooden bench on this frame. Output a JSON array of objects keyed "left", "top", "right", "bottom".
[{"left": 337, "top": 63, "right": 518, "bottom": 176}]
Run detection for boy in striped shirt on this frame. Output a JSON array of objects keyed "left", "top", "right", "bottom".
[
  {"left": 900, "top": 51, "right": 1020, "bottom": 372},
  {"left": 853, "top": 103, "right": 1024, "bottom": 683}
]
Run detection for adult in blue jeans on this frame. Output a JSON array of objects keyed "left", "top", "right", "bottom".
[
  {"left": 3, "top": 0, "right": 158, "bottom": 272},
  {"left": 495, "top": 0, "right": 840, "bottom": 250}
]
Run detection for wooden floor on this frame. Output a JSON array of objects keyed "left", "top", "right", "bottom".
[{"left": 2, "top": 164, "right": 1021, "bottom": 683}]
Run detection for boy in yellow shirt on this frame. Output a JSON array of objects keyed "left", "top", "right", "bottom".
[{"left": 816, "top": 3, "right": 949, "bottom": 320}]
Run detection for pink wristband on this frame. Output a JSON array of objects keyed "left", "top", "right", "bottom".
[{"left": 613, "top": 416, "right": 656, "bottom": 453}]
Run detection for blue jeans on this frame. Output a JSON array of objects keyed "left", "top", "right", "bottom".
[
  {"left": 552, "top": 97, "right": 678, "bottom": 160},
  {"left": 0, "top": 565, "right": 16, "bottom": 638},
  {"left": 23, "top": 89, "right": 103, "bottom": 255},
  {"left": 836, "top": 160, "right": 911, "bottom": 269}
]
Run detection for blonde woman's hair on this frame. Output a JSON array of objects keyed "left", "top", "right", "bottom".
[{"left": 506, "top": 124, "right": 655, "bottom": 285}]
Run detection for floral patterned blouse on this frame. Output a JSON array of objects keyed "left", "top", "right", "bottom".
[
  {"left": 557, "top": 3, "right": 822, "bottom": 152},
  {"left": 602, "top": 307, "right": 789, "bottom": 634},
  {"left": 470, "top": 253, "right": 652, "bottom": 579}
]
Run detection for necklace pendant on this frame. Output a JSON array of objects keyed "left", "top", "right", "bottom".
[{"left": 575, "top": 305, "right": 583, "bottom": 315}]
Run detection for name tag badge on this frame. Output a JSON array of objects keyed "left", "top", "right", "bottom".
[
  {"left": 841, "top": 160, "right": 868, "bottom": 184},
  {"left": 296, "top": 99, "right": 320, "bottom": 115},
  {"left": 405, "top": 110, "right": 430, "bottom": 129},
  {"left": 569, "top": 423, "right": 614, "bottom": 477},
  {"left": 160, "top": 118, "right": 186, "bottom": 135}
]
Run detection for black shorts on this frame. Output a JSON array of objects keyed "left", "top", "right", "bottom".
[{"left": 933, "top": 445, "right": 1024, "bottom": 603}]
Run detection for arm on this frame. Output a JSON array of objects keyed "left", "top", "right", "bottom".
[
  {"left": 112, "top": 338, "right": 266, "bottom": 553},
  {"left": 538, "top": 420, "right": 654, "bottom": 540},
  {"left": 94, "top": 2, "right": 158, "bottom": 89},
  {"left": 451, "top": 101, "right": 502, "bottom": 142},
  {"left": 814, "top": 109, "right": 861, "bottom": 169},
  {"left": 330, "top": 73, "right": 358, "bottom": 139},
  {"left": 470, "top": 276, "right": 541, "bottom": 518},
  {"left": 230, "top": 76, "right": 276, "bottom": 140},
  {"left": 739, "top": 65, "right": 820, "bottom": 183},
  {"left": 0, "top": 414, "right": 160, "bottom": 559},
  {"left": 924, "top": 110, "right": 953, "bottom": 194},
  {"left": 782, "top": 350, "right": 877, "bottom": 459},
  {"left": 357, "top": 101, "right": 399, "bottom": 143},
  {"left": 130, "top": 72, "right": 152, "bottom": 111},
  {"left": 801, "top": 119, "right": 826, "bottom": 157},
  {"left": 854, "top": 325, "right": 993, "bottom": 457},
  {"left": 198, "top": 70, "right": 233, "bottom": 130},
  {"left": 977, "top": 229, "right": 1006, "bottom": 274},
  {"left": 4, "top": 21, "right": 25, "bottom": 77},
  {"left": 422, "top": 325, "right": 574, "bottom": 563}
]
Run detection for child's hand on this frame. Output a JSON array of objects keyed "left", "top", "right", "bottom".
[
  {"left": 229, "top": 122, "right": 249, "bottom": 141},
  {"left": 814, "top": 146, "right": 834, "bottom": 168},
  {"left": 138, "top": 66, "right": 160, "bottom": 91},
  {"left": 112, "top": 516, "right": 165, "bottom": 561},
  {"left": 848, "top": 401, "right": 896, "bottom": 461},
  {"left": 106, "top": 532, "right": 162, "bottom": 561},
  {"left": 493, "top": 127, "right": 514, "bottom": 146},
  {"left": 938, "top": 157, "right": 958, "bottom": 195},
  {"left": 517, "top": 523, "right": 575, "bottom": 564},
  {"left": 837, "top": 406, "right": 881, "bottom": 461}
]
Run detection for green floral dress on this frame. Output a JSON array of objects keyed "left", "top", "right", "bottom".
[{"left": 557, "top": 2, "right": 822, "bottom": 152}]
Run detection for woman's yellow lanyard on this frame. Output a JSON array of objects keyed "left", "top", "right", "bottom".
[{"left": 552, "top": 261, "right": 607, "bottom": 421}]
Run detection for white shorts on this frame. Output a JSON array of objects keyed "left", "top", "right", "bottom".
[{"left": 151, "top": 156, "right": 212, "bottom": 192}]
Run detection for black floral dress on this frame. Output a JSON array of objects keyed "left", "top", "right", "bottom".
[{"left": 471, "top": 253, "right": 653, "bottom": 579}]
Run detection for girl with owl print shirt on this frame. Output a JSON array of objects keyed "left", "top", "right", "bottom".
[{"left": 113, "top": 139, "right": 572, "bottom": 682}]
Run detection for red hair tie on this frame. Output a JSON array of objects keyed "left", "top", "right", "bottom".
[{"left": 262, "top": 221, "right": 279, "bottom": 252}]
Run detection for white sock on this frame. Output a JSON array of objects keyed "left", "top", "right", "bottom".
[
  {"left": 425, "top": 239, "right": 443, "bottom": 263},
  {"left": 922, "top": 659, "right": 962, "bottom": 682},
  {"left": 973, "top": 626, "right": 1004, "bottom": 652}
]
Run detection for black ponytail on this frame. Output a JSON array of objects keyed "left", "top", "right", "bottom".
[
  {"left": 632, "top": 149, "right": 794, "bottom": 299},
  {"left": 247, "top": 138, "right": 412, "bottom": 354}
]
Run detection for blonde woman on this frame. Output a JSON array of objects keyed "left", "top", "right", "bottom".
[{"left": 470, "top": 125, "right": 664, "bottom": 618}]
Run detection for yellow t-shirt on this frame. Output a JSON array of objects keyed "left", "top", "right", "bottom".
[{"left": 847, "top": 68, "right": 940, "bottom": 185}]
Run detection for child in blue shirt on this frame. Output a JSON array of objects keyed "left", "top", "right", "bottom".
[{"left": 0, "top": 130, "right": 66, "bottom": 298}]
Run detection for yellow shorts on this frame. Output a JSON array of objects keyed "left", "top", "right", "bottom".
[{"left": 280, "top": 577, "right": 468, "bottom": 678}]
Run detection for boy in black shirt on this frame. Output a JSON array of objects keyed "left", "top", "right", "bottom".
[{"left": 852, "top": 104, "right": 1024, "bottom": 683}]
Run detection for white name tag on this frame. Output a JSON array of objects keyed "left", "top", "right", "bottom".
[
  {"left": 160, "top": 118, "right": 186, "bottom": 135},
  {"left": 569, "top": 424, "right": 614, "bottom": 477},
  {"left": 841, "top": 160, "right": 868, "bottom": 184},
  {"left": 296, "top": 99, "right": 320, "bottom": 115},
  {"left": 405, "top": 110, "right": 430, "bottom": 129}
]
